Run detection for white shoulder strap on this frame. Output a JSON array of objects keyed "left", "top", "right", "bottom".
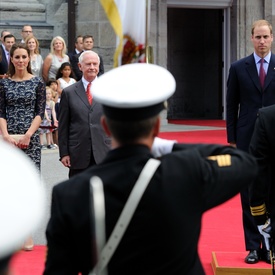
[{"left": 90, "top": 158, "right": 161, "bottom": 275}]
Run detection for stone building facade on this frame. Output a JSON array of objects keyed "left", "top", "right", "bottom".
[{"left": 0, "top": 0, "right": 273, "bottom": 119}]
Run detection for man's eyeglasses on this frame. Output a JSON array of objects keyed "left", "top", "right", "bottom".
[{"left": 23, "top": 31, "right": 33, "bottom": 33}]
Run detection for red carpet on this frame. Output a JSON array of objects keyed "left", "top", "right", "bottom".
[
  {"left": 11, "top": 123, "right": 263, "bottom": 275},
  {"left": 168, "top": 119, "right": 226, "bottom": 127},
  {"left": 159, "top": 130, "right": 227, "bottom": 145},
  {"left": 10, "top": 196, "right": 254, "bottom": 275},
  {"left": 10, "top": 246, "right": 46, "bottom": 275}
]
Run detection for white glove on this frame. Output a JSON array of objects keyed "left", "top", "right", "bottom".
[
  {"left": 151, "top": 137, "right": 177, "bottom": 158},
  {"left": 258, "top": 219, "right": 271, "bottom": 250}
]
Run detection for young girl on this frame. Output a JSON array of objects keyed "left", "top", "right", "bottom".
[
  {"left": 39, "top": 86, "right": 58, "bottom": 149},
  {"left": 56, "top": 62, "right": 76, "bottom": 97}
]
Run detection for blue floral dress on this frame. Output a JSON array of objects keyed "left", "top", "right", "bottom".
[{"left": 0, "top": 77, "right": 46, "bottom": 169}]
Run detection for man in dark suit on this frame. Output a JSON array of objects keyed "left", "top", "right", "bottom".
[
  {"left": 226, "top": 19, "right": 275, "bottom": 264},
  {"left": 250, "top": 105, "right": 275, "bottom": 257},
  {"left": 58, "top": 50, "right": 111, "bottom": 178},
  {"left": 71, "top": 35, "right": 104, "bottom": 80},
  {"left": 44, "top": 63, "right": 258, "bottom": 275},
  {"left": 67, "top": 35, "right": 83, "bottom": 63},
  {"left": 0, "top": 34, "right": 15, "bottom": 77}
]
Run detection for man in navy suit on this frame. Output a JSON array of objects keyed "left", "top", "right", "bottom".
[
  {"left": 0, "top": 34, "right": 15, "bottom": 77},
  {"left": 71, "top": 35, "right": 104, "bottom": 80},
  {"left": 226, "top": 19, "right": 275, "bottom": 264}
]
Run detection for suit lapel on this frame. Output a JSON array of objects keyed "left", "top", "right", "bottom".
[
  {"left": 74, "top": 81, "right": 91, "bottom": 109},
  {"left": 246, "top": 54, "right": 262, "bottom": 92},
  {"left": 264, "top": 53, "right": 275, "bottom": 90}
]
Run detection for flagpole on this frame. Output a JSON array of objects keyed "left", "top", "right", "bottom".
[{"left": 145, "top": 0, "right": 153, "bottom": 63}]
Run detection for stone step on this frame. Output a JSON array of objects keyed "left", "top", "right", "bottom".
[{"left": 0, "top": 1, "right": 46, "bottom": 22}]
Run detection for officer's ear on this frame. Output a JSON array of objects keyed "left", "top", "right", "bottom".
[{"left": 152, "top": 116, "right": 161, "bottom": 138}]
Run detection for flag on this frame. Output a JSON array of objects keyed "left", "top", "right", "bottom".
[{"left": 100, "top": 0, "right": 147, "bottom": 67}]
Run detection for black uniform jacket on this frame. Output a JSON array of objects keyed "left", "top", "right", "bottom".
[
  {"left": 44, "top": 143, "right": 257, "bottom": 275},
  {"left": 250, "top": 105, "right": 275, "bottom": 232}
]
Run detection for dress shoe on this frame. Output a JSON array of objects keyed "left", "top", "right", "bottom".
[
  {"left": 245, "top": 250, "right": 260, "bottom": 264},
  {"left": 261, "top": 250, "right": 271, "bottom": 264}
]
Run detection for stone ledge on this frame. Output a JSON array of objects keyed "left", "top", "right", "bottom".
[{"left": 0, "top": 2, "right": 45, "bottom": 12}]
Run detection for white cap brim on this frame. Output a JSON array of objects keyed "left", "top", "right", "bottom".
[{"left": 93, "top": 63, "right": 176, "bottom": 108}]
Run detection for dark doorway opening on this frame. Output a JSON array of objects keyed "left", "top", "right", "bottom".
[{"left": 167, "top": 8, "right": 223, "bottom": 119}]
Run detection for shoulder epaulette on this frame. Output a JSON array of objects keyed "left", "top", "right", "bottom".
[{"left": 207, "top": 154, "right": 231, "bottom": 167}]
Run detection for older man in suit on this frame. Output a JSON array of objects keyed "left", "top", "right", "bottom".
[
  {"left": 226, "top": 19, "right": 275, "bottom": 264},
  {"left": 58, "top": 50, "right": 111, "bottom": 178}
]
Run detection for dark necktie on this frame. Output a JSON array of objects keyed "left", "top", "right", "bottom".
[
  {"left": 86, "top": 82, "right": 92, "bottom": 105},
  {"left": 259, "top": 58, "right": 266, "bottom": 89}
]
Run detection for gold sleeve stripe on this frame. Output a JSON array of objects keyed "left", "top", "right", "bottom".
[
  {"left": 207, "top": 154, "right": 231, "bottom": 167},
  {"left": 250, "top": 204, "right": 266, "bottom": 216}
]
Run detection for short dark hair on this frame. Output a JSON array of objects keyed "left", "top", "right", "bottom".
[
  {"left": 21, "top": 25, "right": 32, "bottom": 31},
  {"left": 3, "top": 34, "right": 15, "bottom": 42},
  {"left": 75, "top": 35, "right": 82, "bottom": 43},
  {"left": 47, "top": 79, "right": 58, "bottom": 86},
  {"left": 83, "top": 35, "right": 94, "bottom": 42},
  {"left": 1, "top": 30, "right": 9, "bottom": 38},
  {"left": 105, "top": 115, "right": 158, "bottom": 144}
]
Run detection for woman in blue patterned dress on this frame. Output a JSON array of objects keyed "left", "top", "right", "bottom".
[
  {"left": 0, "top": 43, "right": 46, "bottom": 251},
  {"left": 0, "top": 43, "right": 46, "bottom": 170}
]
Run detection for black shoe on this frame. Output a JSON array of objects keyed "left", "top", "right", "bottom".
[
  {"left": 245, "top": 250, "right": 260, "bottom": 264},
  {"left": 261, "top": 250, "right": 271, "bottom": 264}
]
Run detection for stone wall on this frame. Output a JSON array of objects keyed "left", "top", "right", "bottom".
[{"left": 2, "top": 0, "right": 275, "bottom": 69}]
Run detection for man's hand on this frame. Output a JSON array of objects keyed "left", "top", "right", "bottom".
[
  {"left": 151, "top": 137, "right": 177, "bottom": 158},
  {"left": 61, "top": 155, "right": 71, "bottom": 168}
]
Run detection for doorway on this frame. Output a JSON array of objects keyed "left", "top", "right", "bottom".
[{"left": 167, "top": 8, "right": 223, "bottom": 119}]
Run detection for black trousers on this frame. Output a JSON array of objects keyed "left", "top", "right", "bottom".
[
  {"left": 69, "top": 154, "right": 96, "bottom": 178},
  {"left": 241, "top": 185, "right": 266, "bottom": 251}
]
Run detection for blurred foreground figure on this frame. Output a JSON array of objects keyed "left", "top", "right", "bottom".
[{"left": 0, "top": 141, "right": 45, "bottom": 275}]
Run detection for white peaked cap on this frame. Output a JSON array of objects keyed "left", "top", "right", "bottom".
[
  {"left": 0, "top": 141, "right": 46, "bottom": 259},
  {"left": 92, "top": 63, "right": 176, "bottom": 121}
]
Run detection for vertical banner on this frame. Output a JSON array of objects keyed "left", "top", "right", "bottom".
[{"left": 100, "top": 0, "right": 147, "bottom": 67}]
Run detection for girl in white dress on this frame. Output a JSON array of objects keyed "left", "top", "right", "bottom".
[{"left": 56, "top": 62, "right": 76, "bottom": 97}]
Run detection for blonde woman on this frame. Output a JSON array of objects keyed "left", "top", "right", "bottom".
[
  {"left": 42, "top": 36, "right": 69, "bottom": 82},
  {"left": 25, "top": 35, "right": 43, "bottom": 77}
]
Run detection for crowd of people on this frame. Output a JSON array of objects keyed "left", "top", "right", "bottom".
[
  {"left": 0, "top": 26, "right": 105, "bottom": 151},
  {"left": 1, "top": 19, "right": 275, "bottom": 275},
  {"left": 0, "top": 25, "right": 106, "bottom": 252}
]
